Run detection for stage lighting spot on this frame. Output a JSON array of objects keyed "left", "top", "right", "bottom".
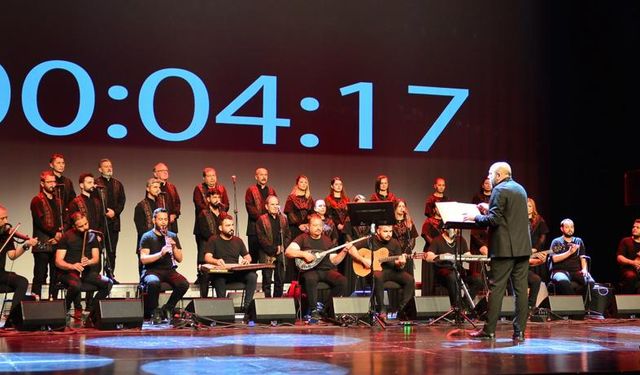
[
  {"left": 0, "top": 353, "right": 112, "bottom": 372},
  {"left": 211, "top": 333, "right": 362, "bottom": 347},
  {"left": 85, "top": 336, "right": 226, "bottom": 349},
  {"left": 450, "top": 338, "right": 607, "bottom": 354},
  {"left": 141, "top": 356, "right": 348, "bottom": 375},
  {"left": 592, "top": 326, "right": 640, "bottom": 335}
]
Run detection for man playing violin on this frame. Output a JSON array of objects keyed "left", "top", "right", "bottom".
[
  {"left": 139, "top": 208, "right": 189, "bottom": 321},
  {"left": 203, "top": 215, "right": 257, "bottom": 311},
  {"left": 0, "top": 205, "right": 38, "bottom": 328},
  {"left": 285, "top": 214, "right": 348, "bottom": 320}
]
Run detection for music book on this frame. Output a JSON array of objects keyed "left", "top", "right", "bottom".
[{"left": 435, "top": 201, "right": 481, "bottom": 228}]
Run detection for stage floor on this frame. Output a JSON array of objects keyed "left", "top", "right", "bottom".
[{"left": 2, "top": 317, "right": 640, "bottom": 374}]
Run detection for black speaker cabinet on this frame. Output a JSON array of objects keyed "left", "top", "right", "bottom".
[
  {"left": 92, "top": 299, "right": 144, "bottom": 330},
  {"left": 549, "top": 295, "right": 585, "bottom": 319},
  {"left": 331, "top": 297, "right": 370, "bottom": 318},
  {"left": 413, "top": 296, "right": 451, "bottom": 319},
  {"left": 185, "top": 298, "right": 236, "bottom": 323},
  {"left": 247, "top": 298, "right": 296, "bottom": 323},
  {"left": 614, "top": 294, "right": 640, "bottom": 318},
  {"left": 14, "top": 300, "right": 66, "bottom": 331}
]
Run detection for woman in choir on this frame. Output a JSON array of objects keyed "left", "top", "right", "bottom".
[
  {"left": 325, "top": 177, "right": 350, "bottom": 245},
  {"left": 392, "top": 199, "right": 419, "bottom": 276},
  {"left": 528, "top": 197, "right": 550, "bottom": 281},
  {"left": 370, "top": 175, "right": 397, "bottom": 202}
]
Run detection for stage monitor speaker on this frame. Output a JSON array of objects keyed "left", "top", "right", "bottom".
[
  {"left": 549, "top": 295, "right": 585, "bottom": 319},
  {"left": 14, "top": 300, "right": 66, "bottom": 331},
  {"left": 185, "top": 298, "right": 235, "bottom": 323},
  {"left": 92, "top": 299, "right": 143, "bottom": 330},
  {"left": 624, "top": 169, "right": 640, "bottom": 206},
  {"left": 413, "top": 296, "right": 451, "bottom": 319},
  {"left": 331, "top": 297, "right": 370, "bottom": 318},
  {"left": 247, "top": 298, "right": 296, "bottom": 324},
  {"left": 614, "top": 294, "right": 640, "bottom": 318}
]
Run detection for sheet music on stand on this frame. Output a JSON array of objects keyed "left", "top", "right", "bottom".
[{"left": 435, "top": 201, "right": 481, "bottom": 230}]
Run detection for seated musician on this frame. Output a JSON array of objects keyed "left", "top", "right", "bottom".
[
  {"left": 285, "top": 214, "right": 348, "bottom": 320},
  {"left": 203, "top": 215, "right": 257, "bottom": 311},
  {"left": 368, "top": 224, "right": 415, "bottom": 320},
  {"left": 616, "top": 219, "right": 640, "bottom": 293},
  {"left": 139, "top": 208, "right": 189, "bottom": 320},
  {"left": 548, "top": 218, "right": 594, "bottom": 295},
  {"left": 55, "top": 212, "right": 113, "bottom": 317},
  {"left": 0, "top": 205, "right": 38, "bottom": 328},
  {"left": 424, "top": 228, "right": 482, "bottom": 309}
]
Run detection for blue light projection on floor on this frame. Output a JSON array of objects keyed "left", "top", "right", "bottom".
[
  {"left": 0, "top": 353, "right": 113, "bottom": 372},
  {"left": 591, "top": 326, "right": 640, "bottom": 335},
  {"left": 444, "top": 338, "right": 607, "bottom": 355},
  {"left": 85, "top": 336, "right": 226, "bottom": 349},
  {"left": 141, "top": 356, "right": 349, "bottom": 375},
  {"left": 210, "top": 334, "right": 362, "bottom": 347}
]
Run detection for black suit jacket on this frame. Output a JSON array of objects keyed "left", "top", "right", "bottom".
[{"left": 474, "top": 177, "right": 531, "bottom": 258}]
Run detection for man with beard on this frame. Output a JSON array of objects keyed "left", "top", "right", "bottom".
[
  {"left": 256, "top": 195, "right": 291, "bottom": 298},
  {"left": 30, "top": 170, "right": 64, "bottom": 300},
  {"left": 95, "top": 159, "right": 126, "bottom": 282},
  {"left": 203, "top": 215, "right": 257, "bottom": 311},
  {"left": 153, "top": 162, "right": 181, "bottom": 233},
  {"left": 548, "top": 219, "right": 594, "bottom": 295},
  {"left": 134, "top": 178, "right": 163, "bottom": 274},
  {"left": 55, "top": 212, "right": 112, "bottom": 319},
  {"left": 193, "top": 168, "right": 229, "bottom": 269},
  {"left": 285, "top": 214, "right": 348, "bottom": 320},
  {"left": 616, "top": 219, "right": 640, "bottom": 293},
  {"left": 196, "top": 188, "right": 226, "bottom": 297},
  {"left": 0, "top": 205, "right": 38, "bottom": 328},
  {"left": 368, "top": 224, "right": 416, "bottom": 320},
  {"left": 139, "top": 208, "right": 189, "bottom": 320}
]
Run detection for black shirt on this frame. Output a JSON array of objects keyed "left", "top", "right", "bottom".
[
  {"left": 549, "top": 236, "right": 585, "bottom": 273},
  {"left": 57, "top": 228, "right": 99, "bottom": 265},
  {"left": 293, "top": 233, "right": 336, "bottom": 271},
  {"left": 0, "top": 232, "right": 16, "bottom": 275},
  {"left": 269, "top": 214, "right": 282, "bottom": 247},
  {"left": 204, "top": 236, "right": 248, "bottom": 263},
  {"left": 370, "top": 236, "right": 404, "bottom": 270},
  {"left": 429, "top": 235, "right": 469, "bottom": 269},
  {"left": 140, "top": 230, "right": 181, "bottom": 271},
  {"left": 617, "top": 237, "right": 640, "bottom": 272}
]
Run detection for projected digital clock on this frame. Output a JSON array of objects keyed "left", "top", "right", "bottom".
[{"left": 0, "top": 60, "right": 468, "bottom": 152}]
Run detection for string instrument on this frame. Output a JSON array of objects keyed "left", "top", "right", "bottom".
[
  {"left": 200, "top": 263, "right": 275, "bottom": 273},
  {"left": 1, "top": 223, "right": 53, "bottom": 253},
  {"left": 352, "top": 247, "right": 424, "bottom": 277},
  {"left": 295, "top": 235, "right": 370, "bottom": 271},
  {"left": 530, "top": 243, "right": 564, "bottom": 261}
]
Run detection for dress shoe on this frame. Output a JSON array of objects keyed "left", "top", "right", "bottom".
[
  {"left": 512, "top": 332, "right": 525, "bottom": 342},
  {"left": 469, "top": 329, "right": 495, "bottom": 340}
]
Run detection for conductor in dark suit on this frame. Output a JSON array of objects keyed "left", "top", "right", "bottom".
[{"left": 468, "top": 162, "right": 531, "bottom": 341}]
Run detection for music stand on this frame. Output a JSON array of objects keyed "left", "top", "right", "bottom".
[
  {"left": 347, "top": 201, "right": 395, "bottom": 328},
  {"left": 429, "top": 202, "right": 480, "bottom": 327}
]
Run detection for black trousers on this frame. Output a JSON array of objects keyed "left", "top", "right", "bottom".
[
  {"left": 301, "top": 269, "right": 346, "bottom": 313},
  {"left": 0, "top": 272, "right": 29, "bottom": 316},
  {"left": 483, "top": 256, "right": 530, "bottom": 335},
  {"left": 373, "top": 268, "right": 415, "bottom": 313},
  {"left": 210, "top": 271, "right": 258, "bottom": 309},
  {"left": 259, "top": 252, "right": 285, "bottom": 298},
  {"left": 32, "top": 251, "right": 58, "bottom": 300},
  {"left": 58, "top": 271, "right": 112, "bottom": 311},
  {"left": 141, "top": 269, "right": 189, "bottom": 317}
]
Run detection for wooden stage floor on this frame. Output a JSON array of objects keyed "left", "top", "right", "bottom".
[{"left": 2, "top": 316, "right": 640, "bottom": 374}]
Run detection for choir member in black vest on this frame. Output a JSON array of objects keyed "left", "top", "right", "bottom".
[
  {"left": 245, "top": 167, "right": 277, "bottom": 264},
  {"left": 153, "top": 162, "right": 180, "bottom": 233},
  {"left": 204, "top": 215, "right": 257, "bottom": 310},
  {"left": 424, "top": 177, "right": 448, "bottom": 218},
  {"left": 392, "top": 199, "right": 419, "bottom": 276},
  {"left": 49, "top": 153, "right": 76, "bottom": 208},
  {"left": 195, "top": 188, "right": 226, "bottom": 297},
  {"left": 0, "top": 205, "right": 37, "bottom": 328},
  {"left": 55, "top": 212, "right": 112, "bottom": 318},
  {"left": 284, "top": 175, "right": 314, "bottom": 281},
  {"left": 193, "top": 168, "right": 229, "bottom": 267},
  {"left": 95, "top": 158, "right": 126, "bottom": 281},
  {"left": 285, "top": 214, "right": 348, "bottom": 320},
  {"left": 139, "top": 208, "right": 189, "bottom": 319},
  {"left": 30, "top": 170, "right": 64, "bottom": 300},
  {"left": 134, "top": 178, "right": 162, "bottom": 275},
  {"left": 256, "top": 195, "right": 291, "bottom": 298},
  {"left": 471, "top": 177, "right": 492, "bottom": 205},
  {"left": 325, "top": 177, "right": 350, "bottom": 245}
]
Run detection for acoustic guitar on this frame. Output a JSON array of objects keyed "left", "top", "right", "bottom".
[{"left": 352, "top": 247, "right": 423, "bottom": 277}]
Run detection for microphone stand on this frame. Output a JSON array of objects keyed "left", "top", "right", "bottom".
[
  {"left": 96, "top": 187, "right": 115, "bottom": 281},
  {"left": 231, "top": 177, "right": 239, "bottom": 232}
]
